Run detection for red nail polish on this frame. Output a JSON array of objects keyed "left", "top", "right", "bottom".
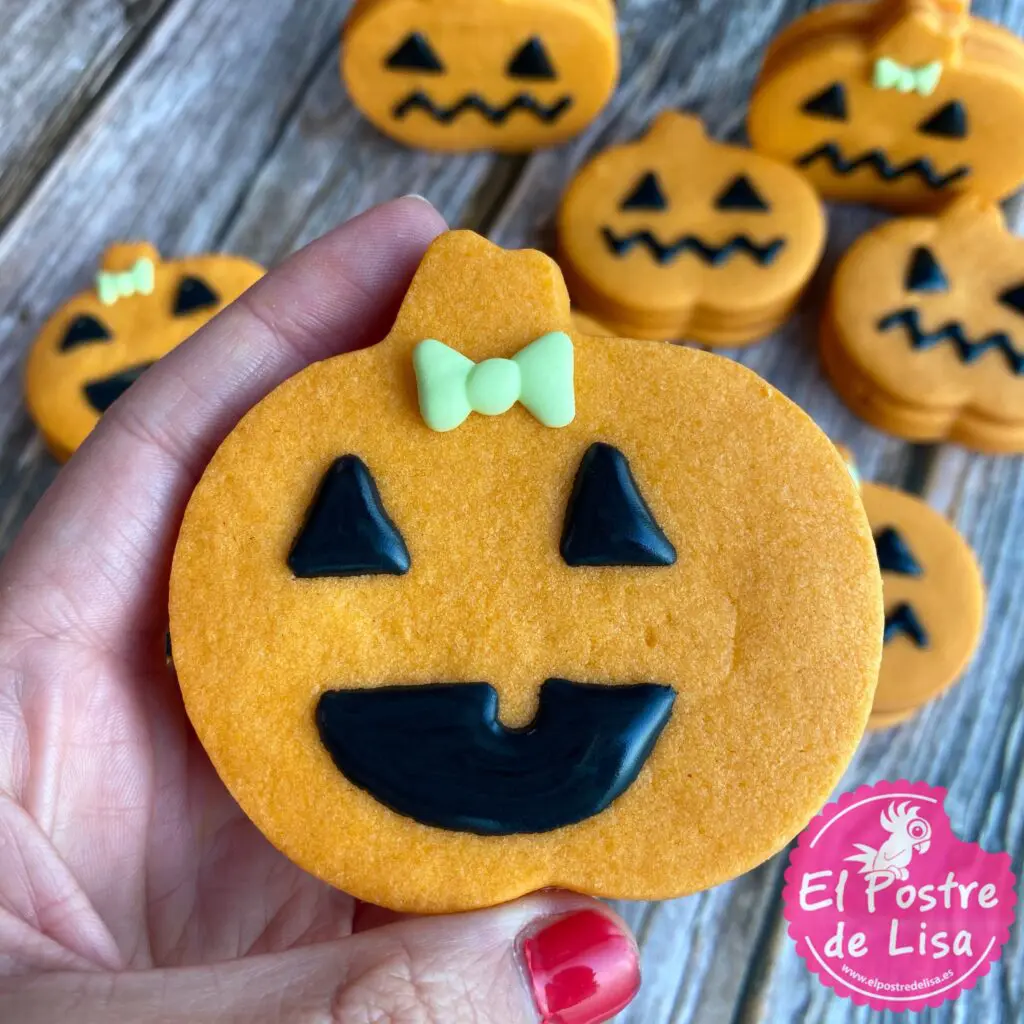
[{"left": 521, "top": 909, "right": 640, "bottom": 1024}]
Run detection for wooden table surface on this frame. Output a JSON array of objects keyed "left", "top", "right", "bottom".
[{"left": 2, "top": 1, "right": 1022, "bottom": 1020}]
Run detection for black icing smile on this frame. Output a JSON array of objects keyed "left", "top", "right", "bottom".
[
  {"left": 83, "top": 363, "right": 154, "bottom": 413},
  {"left": 878, "top": 308, "right": 1024, "bottom": 374},
  {"left": 601, "top": 227, "right": 785, "bottom": 267},
  {"left": 798, "top": 143, "right": 970, "bottom": 190},
  {"left": 393, "top": 91, "right": 573, "bottom": 126},
  {"left": 317, "top": 679, "right": 675, "bottom": 835}
]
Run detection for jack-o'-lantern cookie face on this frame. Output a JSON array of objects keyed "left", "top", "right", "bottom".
[
  {"left": 822, "top": 199, "right": 1024, "bottom": 452},
  {"left": 861, "top": 482, "right": 984, "bottom": 726},
  {"left": 170, "top": 231, "right": 882, "bottom": 913},
  {"left": 557, "top": 113, "right": 826, "bottom": 346},
  {"left": 25, "top": 243, "right": 264, "bottom": 461},
  {"left": 749, "top": 0, "right": 1024, "bottom": 212},
  {"left": 342, "top": 0, "right": 619, "bottom": 152}
]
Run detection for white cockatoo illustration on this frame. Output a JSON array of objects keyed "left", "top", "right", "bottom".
[{"left": 845, "top": 801, "right": 932, "bottom": 882}]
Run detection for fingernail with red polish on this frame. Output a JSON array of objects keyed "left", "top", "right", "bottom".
[{"left": 521, "top": 910, "right": 640, "bottom": 1024}]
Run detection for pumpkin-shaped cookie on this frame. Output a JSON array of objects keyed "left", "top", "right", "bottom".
[
  {"left": 822, "top": 199, "right": 1024, "bottom": 452},
  {"left": 341, "top": 0, "right": 619, "bottom": 152},
  {"left": 557, "top": 113, "right": 826, "bottom": 345},
  {"left": 863, "top": 482, "right": 984, "bottom": 726},
  {"left": 748, "top": 0, "right": 1024, "bottom": 212},
  {"left": 170, "top": 231, "right": 882, "bottom": 913},
  {"left": 25, "top": 243, "right": 265, "bottom": 461},
  {"left": 833, "top": 446, "right": 984, "bottom": 728}
]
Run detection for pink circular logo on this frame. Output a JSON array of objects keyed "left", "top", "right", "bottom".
[{"left": 783, "top": 780, "right": 1016, "bottom": 1012}]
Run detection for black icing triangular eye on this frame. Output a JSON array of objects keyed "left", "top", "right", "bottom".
[
  {"left": 999, "top": 283, "right": 1024, "bottom": 316},
  {"left": 801, "top": 82, "right": 847, "bottom": 121},
  {"left": 386, "top": 32, "right": 444, "bottom": 73},
  {"left": 904, "top": 246, "right": 949, "bottom": 293},
  {"left": 874, "top": 527, "right": 924, "bottom": 576},
  {"left": 918, "top": 101, "right": 968, "bottom": 140},
  {"left": 620, "top": 172, "right": 668, "bottom": 212},
  {"left": 289, "top": 456, "right": 411, "bottom": 578},
  {"left": 60, "top": 314, "right": 112, "bottom": 352},
  {"left": 714, "top": 174, "right": 770, "bottom": 212},
  {"left": 174, "top": 277, "right": 221, "bottom": 316},
  {"left": 884, "top": 603, "right": 929, "bottom": 648},
  {"left": 561, "top": 443, "right": 676, "bottom": 568},
  {"left": 507, "top": 37, "right": 556, "bottom": 80}
]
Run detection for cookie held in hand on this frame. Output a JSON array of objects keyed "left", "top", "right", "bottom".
[
  {"left": 170, "top": 230, "right": 882, "bottom": 913},
  {"left": 25, "top": 243, "right": 264, "bottom": 461},
  {"left": 833, "top": 446, "right": 984, "bottom": 729},
  {"left": 557, "top": 113, "right": 826, "bottom": 345}
]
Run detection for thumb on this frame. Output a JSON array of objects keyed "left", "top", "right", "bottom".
[{"left": 2, "top": 895, "right": 640, "bottom": 1024}]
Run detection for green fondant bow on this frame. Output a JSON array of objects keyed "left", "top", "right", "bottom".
[
  {"left": 97, "top": 258, "right": 156, "bottom": 306},
  {"left": 413, "top": 332, "right": 575, "bottom": 432},
  {"left": 873, "top": 57, "right": 943, "bottom": 96}
]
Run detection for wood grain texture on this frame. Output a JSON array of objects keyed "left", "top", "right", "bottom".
[
  {"left": 0, "top": 0, "right": 172, "bottom": 228},
  {"left": 0, "top": 0, "right": 351, "bottom": 544},
  {"left": 0, "top": 0, "right": 1022, "bottom": 1020}
]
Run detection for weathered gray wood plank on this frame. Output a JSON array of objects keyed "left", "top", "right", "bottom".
[
  {"left": 0, "top": 0, "right": 173, "bottom": 228},
  {"left": 0, "top": 0, "right": 356, "bottom": 544},
  {"left": 215, "top": 52, "right": 499, "bottom": 265}
]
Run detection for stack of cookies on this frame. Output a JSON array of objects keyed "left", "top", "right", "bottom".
[
  {"left": 557, "top": 112, "right": 826, "bottom": 347},
  {"left": 822, "top": 201, "right": 1024, "bottom": 454}
]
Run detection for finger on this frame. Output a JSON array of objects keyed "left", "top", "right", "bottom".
[
  {"left": 0, "top": 896, "right": 639, "bottom": 1024},
  {"left": 0, "top": 198, "right": 446, "bottom": 650}
]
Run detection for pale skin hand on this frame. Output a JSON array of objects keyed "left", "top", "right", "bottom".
[{"left": 0, "top": 199, "right": 638, "bottom": 1023}]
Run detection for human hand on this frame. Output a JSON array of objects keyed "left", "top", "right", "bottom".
[{"left": 0, "top": 198, "right": 640, "bottom": 1023}]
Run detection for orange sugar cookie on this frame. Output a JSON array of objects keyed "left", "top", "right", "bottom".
[
  {"left": 748, "top": 0, "right": 1024, "bottom": 212},
  {"left": 556, "top": 112, "right": 826, "bottom": 346},
  {"left": 822, "top": 199, "right": 1024, "bottom": 453},
  {"left": 862, "top": 481, "right": 985, "bottom": 721},
  {"left": 170, "top": 230, "right": 882, "bottom": 914},
  {"left": 25, "top": 243, "right": 264, "bottom": 462},
  {"left": 341, "top": 0, "right": 620, "bottom": 152}
]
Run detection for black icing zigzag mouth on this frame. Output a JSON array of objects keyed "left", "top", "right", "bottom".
[
  {"left": 601, "top": 226, "right": 786, "bottom": 267},
  {"left": 83, "top": 362, "right": 154, "bottom": 413},
  {"left": 798, "top": 143, "right": 970, "bottom": 190},
  {"left": 316, "top": 679, "right": 675, "bottom": 835},
  {"left": 878, "top": 307, "right": 1024, "bottom": 374},
  {"left": 393, "top": 91, "right": 573, "bottom": 126}
]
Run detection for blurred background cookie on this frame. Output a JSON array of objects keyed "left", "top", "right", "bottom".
[
  {"left": 24, "top": 244, "right": 264, "bottom": 461},
  {"left": 342, "top": 0, "right": 620, "bottom": 151},
  {"left": 749, "top": 0, "right": 1024, "bottom": 211},
  {"left": 557, "top": 112, "right": 825, "bottom": 345}
]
